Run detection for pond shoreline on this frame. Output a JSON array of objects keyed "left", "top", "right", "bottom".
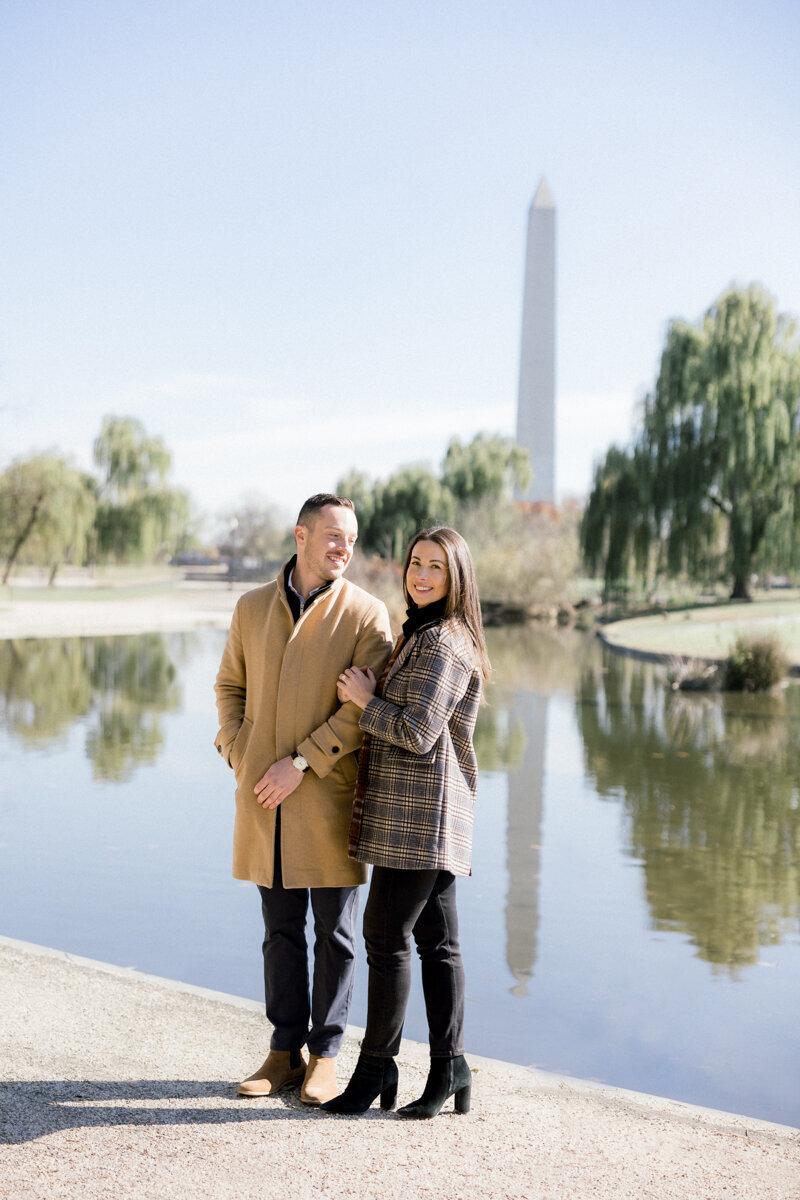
[{"left": 5, "top": 583, "right": 800, "bottom": 673}]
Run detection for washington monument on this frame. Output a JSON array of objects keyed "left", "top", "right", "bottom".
[{"left": 516, "top": 177, "right": 556, "bottom": 504}]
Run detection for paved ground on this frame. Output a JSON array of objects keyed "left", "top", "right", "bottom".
[{"left": 1, "top": 937, "right": 797, "bottom": 1200}]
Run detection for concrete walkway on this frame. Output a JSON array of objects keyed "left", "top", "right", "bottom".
[{"left": 1, "top": 937, "right": 797, "bottom": 1200}]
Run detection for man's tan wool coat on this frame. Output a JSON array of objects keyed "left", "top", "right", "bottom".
[{"left": 214, "top": 568, "right": 393, "bottom": 888}]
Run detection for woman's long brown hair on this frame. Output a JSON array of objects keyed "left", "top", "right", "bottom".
[{"left": 402, "top": 526, "right": 491, "bottom": 683}]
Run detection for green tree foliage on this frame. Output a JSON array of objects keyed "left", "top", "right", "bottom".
[
  {"left": 336, "top": 469, "right": 378, "bottom": 541},
  {"left": 337, "top": 464, "right": 455, "bottom": 559},
  {"left": 92, "top": 416, "right": 191, "bottom": 563},
  {"left": 582, "top": 285, "right": 800, "bottom": 599},
  {"left": 338, "top": 433, "right": 532, "bottom": 560},
  {"left": 373, "top": 465, "right": 456, "bottom": 559},
  {"left": 94, "top": 415, "right": 172, "bottom": 502},
  {"left": 0, "top": 454, "right": 96, "bottom": 584},
  {"left": 441, "top": 432, "right": 532, "bottom": 504}
]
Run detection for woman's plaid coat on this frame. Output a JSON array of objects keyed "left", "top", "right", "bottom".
[{"left": 349, "top": 619, "right": 482, "bottom": 876}]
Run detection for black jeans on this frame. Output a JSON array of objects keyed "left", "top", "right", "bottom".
[
  {"left": 257, "top": 826, "right": 359, "bottom": 1058},
  {"left": 361, "top": 866, "right": 464, "bottom": 1059}
]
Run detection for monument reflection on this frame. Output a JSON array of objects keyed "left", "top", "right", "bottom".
[{"left": 477, "top": 628, "right": 589, "bottom": 992}]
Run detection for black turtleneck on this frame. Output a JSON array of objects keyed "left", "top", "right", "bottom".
[
  {"left": 401, "top": 596, "right": 448, "bottom": 638},
  {"left": 283, "top": 555, "right": 334, "bottom": 624}
]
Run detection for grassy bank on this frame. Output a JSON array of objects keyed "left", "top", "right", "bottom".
[{"left": 600, "top": 597, "right": 800, "bottom": 667}]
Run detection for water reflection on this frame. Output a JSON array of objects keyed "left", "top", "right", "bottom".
[
  {"left": 477, "top": 629, "right": 592, "bottom": 993},
  {"left": 483, "top": 625, "right": 591, "bottom": 696},
  {"left": 2, "top": 625, "right": 799, "bottom": 1123},
  {"left": 3, "top": 627, "right": 798, "bottom": 977},
  {"left": 576, "top": 652, "right": 800, "bottom": 973},
  {"left": 504, "top": 693, "right": 546, "bottom": 995},
  {"left": 0, "top": 634, "right": 184, "bottom": 782}
]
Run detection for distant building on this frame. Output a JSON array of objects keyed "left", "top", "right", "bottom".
[{"left": 515, "top": 177, "right": 556, "bottom": 504}]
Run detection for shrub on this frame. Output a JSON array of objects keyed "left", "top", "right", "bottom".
[
  {"left": 665, "top": 656, "right": 719, "bottom": 692},
  {"left": 723, "top": 633, "right": 787, "bottom": 692},
  {"left": 458, "top": 497, "right": 581, "bottom": 610},
  {"left": 345, "top": 551, "right": 405, "bottom": 629}
]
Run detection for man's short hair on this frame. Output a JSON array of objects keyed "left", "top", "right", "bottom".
[{"left": 296, "top": 494, "right": 356, "bottom": 527}]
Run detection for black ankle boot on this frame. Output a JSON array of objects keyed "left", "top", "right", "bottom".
[
  {"left": 320, "top": 1052, "right": 398, "bottom": 1114},
  {"left": 396, "top": 1054, "right": 471, "bottom": 1119}
]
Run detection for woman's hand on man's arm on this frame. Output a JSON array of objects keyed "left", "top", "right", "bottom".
[{"left": 337, "top": 666, "right": 377, "bottom": 710}]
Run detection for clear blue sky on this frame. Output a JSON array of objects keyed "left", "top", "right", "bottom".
[{"left": 2, "top": 0, "right": 799, "bottom": 528}]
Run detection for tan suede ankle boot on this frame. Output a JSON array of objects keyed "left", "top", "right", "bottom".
[
  {"left": 300, "top": 1054, "right": 338, "bottom": 1105},
  {"left": 237, "top": 1049, "right": 307, "bottom": 1097}
]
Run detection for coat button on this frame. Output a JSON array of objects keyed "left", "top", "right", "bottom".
[
  {"left": 331, "top": 745, "right": 340, "bottom": 753},
  {"left": 216, "top": 744, "right": 222, "bottom": 753}
]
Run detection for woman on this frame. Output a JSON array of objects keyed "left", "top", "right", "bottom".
[{"left": 321, "top": 526, "right": 490, "bottom": 1119}]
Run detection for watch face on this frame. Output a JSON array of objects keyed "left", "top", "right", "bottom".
[{"left": 293, "top": 754, "right": 309, "bottom": 772}]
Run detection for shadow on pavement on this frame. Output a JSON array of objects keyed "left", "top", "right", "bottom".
[{"left": 0, "top": 1079, "right": 389, "bottom": 1144}]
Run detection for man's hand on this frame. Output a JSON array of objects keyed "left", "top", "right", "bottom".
[{"left": 254, "top": 756, "right": 306, "bottom": 809}]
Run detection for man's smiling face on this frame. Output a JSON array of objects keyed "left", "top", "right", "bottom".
[{"left": 295, "top": 505, "right": 358, "bottom": 590}]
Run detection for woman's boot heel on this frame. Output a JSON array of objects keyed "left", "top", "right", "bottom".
[
  {"left": 379, "top": 1075, "right": 398, "bottom": 1110},
  {"left": 321, "top": 1053, "right": 398, "bottom": 1115},
  {"left": 454, "top": 1079, "right": 471, "bottom": 1114},
  {"left": 397, "top": 1054, "right": 472, "bottom": 1119}
]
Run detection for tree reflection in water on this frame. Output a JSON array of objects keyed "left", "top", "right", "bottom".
[
  {"left": 0, "top": 634, "right": 184, "bottom": 782},
  {"left": 0, "top": 638, "right": 92, "bottom": 744},
  {"left": 577, "top": 650, "right": 800, "bottom": 974}
]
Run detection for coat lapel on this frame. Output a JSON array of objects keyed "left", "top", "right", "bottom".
[
  {"left": 385, "top": 635, "right": 414, "bottom": 683},
  {"left": 385, "top": 618, "right": 442, "bottom": 683}
]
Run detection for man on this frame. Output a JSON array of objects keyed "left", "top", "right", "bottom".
[{"left": 214, "top": 494, "right": 393, "bottom": 1104}]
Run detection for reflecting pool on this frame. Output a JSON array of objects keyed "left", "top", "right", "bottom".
[{"left": 0, "top": 627, "right": 798, "bottom": 1126}]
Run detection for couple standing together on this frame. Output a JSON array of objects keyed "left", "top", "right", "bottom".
[{"left": 214, "top": 493, "right": 490, "bottom": 1118}]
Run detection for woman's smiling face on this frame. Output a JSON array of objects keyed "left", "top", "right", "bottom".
[{"left": 405, "top": 539, "right": 450, "bottom": 607}]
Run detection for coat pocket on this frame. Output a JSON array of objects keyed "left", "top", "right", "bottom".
[{"left": 230, "top": 716, "right": 253, "bottom": 774}]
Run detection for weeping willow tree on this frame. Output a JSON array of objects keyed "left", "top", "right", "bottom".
[
  {"left": 582, "top": 285, "right": 800, "bottom": 599},
  {"left": 338, "top": 431, "right": 529, "bottom": 561},
  {"left": 92, "top": 415, "right": 191, "bottom": 563},
  {"left": 0, "top": 454, "right": 96, "bottom": 585}
]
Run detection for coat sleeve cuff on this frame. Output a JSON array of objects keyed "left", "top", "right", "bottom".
[
  {"left": 214, "top": 723, "right": 241, "bottom": 767},
  {"left": 296, "top": 732, "right": 343, "bottom": 779}
]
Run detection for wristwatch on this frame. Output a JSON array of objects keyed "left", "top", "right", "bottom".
[{"left": 291, "top": 752, "right": 310, "bottom": 773}]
